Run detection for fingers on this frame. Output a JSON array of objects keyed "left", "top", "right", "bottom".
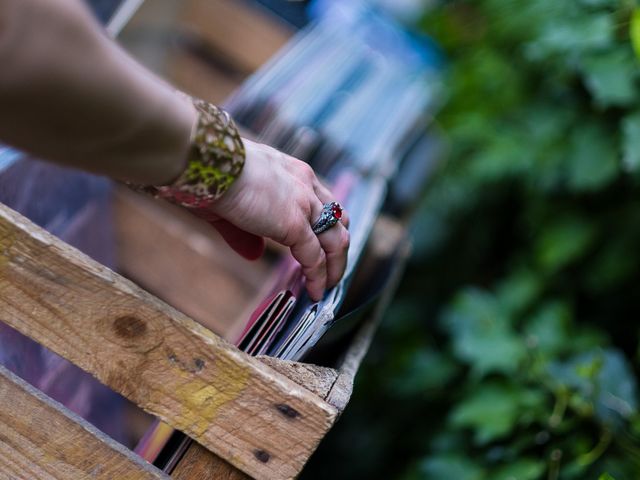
[
  {"left": 208, "top": 218, "right": 266, "bottom": 260},
  {"left": 285, "top": 218, "right": 327, "bottom": 301},
  {"left": 296, "top": 163, "right": 349, "bottom": 294},
  {"left": 310, "top": 198, "right": 350, "bottom": 289},
  {"left": 313, "top": 180, "right": 350, "bottom": 229}
]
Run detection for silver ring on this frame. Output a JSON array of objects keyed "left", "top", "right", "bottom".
[{"left": 312, "top": 202, "right": 343, "bottom": 235}]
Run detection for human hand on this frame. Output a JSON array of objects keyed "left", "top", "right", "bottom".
[{"left": 200, "top": 139, "right": 350, "bottom": 301}]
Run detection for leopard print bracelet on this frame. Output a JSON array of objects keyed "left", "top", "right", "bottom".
[{"left": 134, "top": 97, "right": 245, "bottom": 209}]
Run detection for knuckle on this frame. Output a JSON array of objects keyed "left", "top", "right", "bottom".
[
  {"left": 294, "top": 192, "right": 313, "bottom": 220},
  {"left": 282, "top": 218, "right": 306, "bottom": 246},
  {"left": 313, "top": 250, "right": 327, "bottom": 271},
  {"left": 298, "top": 162, "right": 315, "bottom": 180},
  {"left": 304, "top": 251, "right": 326, "bottom": 276},
  {"left": 300, "top": 200, "right": 312, "bottom": 220}
]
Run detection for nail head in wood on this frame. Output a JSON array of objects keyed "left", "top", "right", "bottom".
[
  {"left": 275, "top": 403, "right": 299, "bottom": 419},
  {"left": 253, "top": 449, "right": 270, "bottom": 463}
]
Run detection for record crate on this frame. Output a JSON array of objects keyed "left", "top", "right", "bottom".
[{"left": 0, "top": 186, "right": 410, "bottom": 479}]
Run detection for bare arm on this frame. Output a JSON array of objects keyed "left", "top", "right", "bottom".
[{"left": 0, "top": 0, "right": 194, "bottom": 184}]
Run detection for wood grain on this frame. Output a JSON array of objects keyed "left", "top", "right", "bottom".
[
  {"left": 256, "top": 356, "right": 338, "bottom": 400},
  {"left": 0, "top": 203, "right": 337, "bottom": 480},
  {"left": 172, "top": 358, "right": 339, "bottom": 479},
  {"left": 0, "top": 363, "right": 166, "bottom": 480},
  {"left": 113, "top": 188, "right": 270, "bottom": 338}
]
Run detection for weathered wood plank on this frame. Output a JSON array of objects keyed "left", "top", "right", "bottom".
[
  {"left": 0, "top": 202, "right": 337, "bottom": 480},
  {"left": 113, "top": 188, "right": 270, "bottom": 338},
  {"left": 256, "top": 356, "right": 339, "bottom": 400},
  {"left": 0, "top": 363, "right": 166, "bottom": 480},
  {"left": 171, "top": 357, "right": 339, "bottom": 479}
]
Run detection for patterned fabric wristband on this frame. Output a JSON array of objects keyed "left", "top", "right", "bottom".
[{"left": 134, "top": 97, "right": 245, "bottom": 209}]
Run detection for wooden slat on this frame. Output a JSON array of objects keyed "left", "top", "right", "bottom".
[
  {"left": 256, "top": 357, "right": 338, "bottom": 400},
  {"left": 172, "top": 357, "right": 339, "bottom": 479},
  {"left": 180, "top": 0, "right": 293, "bottom": 74},
  {"left": 113, "top": 188, "right": 270, "bottom": 338},
  {"left": 0, "top": 202, "right": 337, "bottom": 480},
  {"left": 0, "top": 363, "right": 166, "bottom": 480}
]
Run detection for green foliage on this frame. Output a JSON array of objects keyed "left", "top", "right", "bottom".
[
  {"left": 304, "top": 1, "right": 640, "bottom": 479},
  {"left": 450, "top": 381, "right": 547, "bottom": 444}
]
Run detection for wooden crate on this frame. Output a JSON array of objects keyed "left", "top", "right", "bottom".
[{"left": 0, "top": 191, "right": 409, "bottom": 479}]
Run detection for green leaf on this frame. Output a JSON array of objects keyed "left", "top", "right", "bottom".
[
  {"left": 631, "top": 8, "right": 640, "bottom": 61},
  {"left": 450, "top": 382, "right": 547, "bottom": 444},
  {"left": 622, "top": 111, "right": 640, "bottom": 173},
  {"left": 599, "top": 473, "right": 616, "bottom": 480},
  {"left": 526, "top": 13, "right": 614, "bottom": 59},
  {"left": 535, "top": 216, "right": 596, "bottom": 272},
  {"left": 524, "top": 302, "right": 572, "bottom": 356},
  {"left": 442, "top": 289, "right": 527, "bottom": 376},
  {"left": 580, "top": 50, "right": 638, "bottom": 107},
  {"left": 492, "top": 459, "right": 545, "bottom": 480}
]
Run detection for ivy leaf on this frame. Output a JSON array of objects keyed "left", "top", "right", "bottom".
[
  {"left": 526, "top": 13, "right": 613, "bottom": 59},
  {"left": 631, "top": 8, "right": 640, "bottom": 61},
  {"left": 622, "top": 111, "right": 640, "bottom": 173},
  {"left": 450, "top": 382, "right": 547, "bottom": 444},
  {"left": 524, "top": 302, "right": 572, "bottom": 356},
  {"left": 442, "top": 289, "right": 527, "bottom": 376},
  {"left": 580, "top": 50, "right": 638, "bottom": 107}
]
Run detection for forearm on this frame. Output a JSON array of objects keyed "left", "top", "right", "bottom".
[{"left": 0, "top": 0, "right": 195, "bottom": 184}]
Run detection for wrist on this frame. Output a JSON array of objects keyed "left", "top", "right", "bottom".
[
  {"left": 129, "top": 96, "right": 246, "bottom": 209},
  {"left": 155, "top": 92, "right": 198, "bottom": 185}
]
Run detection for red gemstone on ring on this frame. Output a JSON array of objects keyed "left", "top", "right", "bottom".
[{"left": 332, "top": 203, "right": 342, "bottom": 219}]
